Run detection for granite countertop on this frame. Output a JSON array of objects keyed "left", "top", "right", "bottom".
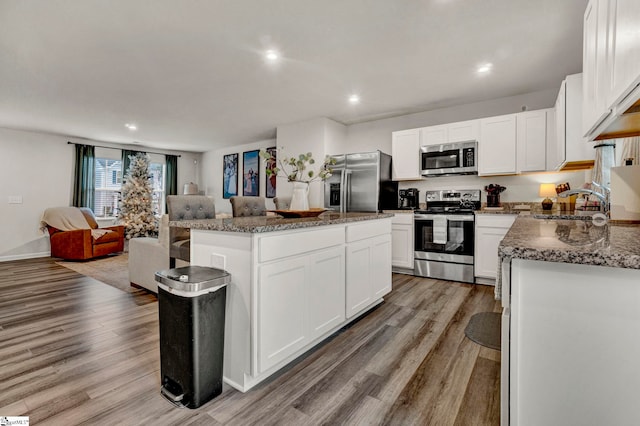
[
  {"left": 499, "top": 215, "right": 640, "bottom": 269},
  {"left": 170, "top": 211, "right": 394, "bottom": 233}
]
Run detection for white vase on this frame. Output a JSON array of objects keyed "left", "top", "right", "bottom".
[{"left": 290, "top": 181, "right": 310, "bottom": 210}]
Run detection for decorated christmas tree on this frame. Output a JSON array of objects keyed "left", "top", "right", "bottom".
[{"left": 118, "top": 152, "right": 157, "bottom": 239}]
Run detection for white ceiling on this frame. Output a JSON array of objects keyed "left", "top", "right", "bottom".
[{"left": 0, "top": 0, "right": 588, "bottom": 153}]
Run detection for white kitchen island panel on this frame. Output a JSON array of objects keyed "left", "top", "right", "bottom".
[
  {"left": 507, "top": 259, "right": 640, "bottom": 426},
  {"left": 187, "top": 213, "right": 392, "bottom": 392}
]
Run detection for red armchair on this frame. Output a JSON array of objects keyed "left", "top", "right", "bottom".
[{"left": 43, "top": 207, "right": 125, "bottom": 260}]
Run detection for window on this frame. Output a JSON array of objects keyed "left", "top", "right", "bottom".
[
  {"left": 93, "top": 149, "right": 166, "bottom": 218},
  {"left": 94, "top": 158, "right": 122, "bottom": 217},
  {"left": 149, "top": 161, "right": 165, "bottom": 216}
]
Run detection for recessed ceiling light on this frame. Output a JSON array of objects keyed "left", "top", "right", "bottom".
[
  {"left": 265, "top": 50, "right": 279, "bottom": 61},
  {"left": 349, "top": 94, "right": 360, "bottom": 104},
  {"left": 125, "top": 123, "right": 137, "bottom": 131},
  {"left": 477, "top": 63, "right": 493, "bottom": 74}
]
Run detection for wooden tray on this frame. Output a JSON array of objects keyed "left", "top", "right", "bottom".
[{"left": 271, "top": 208, "right": 327, "bottom": 218}]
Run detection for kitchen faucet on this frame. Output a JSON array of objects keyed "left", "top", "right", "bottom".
[{"left": 558, "top": 181, "right": 610, "bottom": 216}]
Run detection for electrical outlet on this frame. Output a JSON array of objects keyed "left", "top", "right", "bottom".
[
  {"left": 210, "top": 253, "right": 226, "bottom": 270},
  {"left": 8, "top": 195, "right": 23, "bottom": 204}
]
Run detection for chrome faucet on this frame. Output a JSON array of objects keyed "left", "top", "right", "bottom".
[{"left": 558, "top": 182, "right": 610, "bottom": 216}]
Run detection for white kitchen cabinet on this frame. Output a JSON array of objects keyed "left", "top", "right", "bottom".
[
  {"left": 371, "top": 234, "right": 392, "bottom": 299},
  {"left": 420, "top": 124, "right": 448, "bottom": 146},
  {"left": 346, "top": 220, "right": 392, "bottom": 318},
  {"left": 474, "top": 214, "right": 517, "bottom": 280},
  {"left": 607, "top": 0, "right": 640, "bottom": 109},
  {"left": 258, "top": 256, "right": 308, "bottom": 372},
  {"left": 516, "top": 110, "right": 548, "bottom": 173},
  {"left": 548, "top": 73, "right": 595, "bottom": 171},
  {"left": 549, "top": 80, "right": 567, "bottom": 171},
  {"left": 391, "top": 128, "right": 422, "bottom": 181},
  {"left": 391, "top": 212, "right": 414, "bottom": 271},
  {"left": 479, "top": 114, "right": 517, "bottom": 176},
  {"left": 420, "top": 120, "right": 479, "bottom": 146},
  {"left": 447, "top": 119, "right": 480, "bottom": 143},
  {"left": 504, "top": 259, "right": 640, "bottom": 425},
  {"left": 582, "top": 0, "right": 614, "bottom": 137},
  {"left": 191, "top": 218, "right": 392, "bottom": 392},
  {"left": 306, "top": 246, "right": 346, "bottom": 340}
]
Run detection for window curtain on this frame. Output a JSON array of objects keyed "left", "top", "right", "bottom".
[
  {"left": 620, "top": 136, "right": 640, "bottom": 165},
  {"left": 72, "top": 144, "right": 95, "bottom": 209},
  {"left": 122, "top": 149, "right": 144, "bottom": 178},
  {"left": 165, "top": 155, "right": 178, "bottom": 196},
  {"left": 164, "top": 155, "right": 178, "bottom": 195}
]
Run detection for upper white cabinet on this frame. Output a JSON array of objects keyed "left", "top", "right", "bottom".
[
  {"left": 583, "top": 0, "right": 614, "bottom": 137},
  {"left": 421, "top": 125, "right": 448, "bottom": 146},
  {"left": 391, "top": 129, "right": 422, "bottom": 181},
  {"left": 448, "top": 120, "right": 480, "bottom": 142},
  {"left": 479, "top": 114, "right": 517, "bottom": 176},
  {"left": 583, "top": 0, "right": 640, "bottom": 139},
  {"left": 607, "top": 0, "right": 640, "bottom": 108},
  {"left": 421, "top": 120, "right": 480, "bottom": 146},
  {"left": 548, "top": 73, "right": 595, "bottom": 171},
  {"left": 517, "top": 110, "right": 548, "bottom": 173}
]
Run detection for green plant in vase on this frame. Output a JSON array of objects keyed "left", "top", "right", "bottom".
[{"left": 259, "top": 149, "right": 336, "bottom": 210}]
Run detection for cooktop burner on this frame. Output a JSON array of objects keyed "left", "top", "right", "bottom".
[
  {"left": 414, "top": 208, "right": 476, "bottom": 215},
  {"left": 419, "top": 189, "right": 482, "bottom": 214}
]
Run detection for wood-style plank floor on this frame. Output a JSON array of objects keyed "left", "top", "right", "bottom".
[{"left": 0, "top": 257, "right": 501, "bottom": 425}]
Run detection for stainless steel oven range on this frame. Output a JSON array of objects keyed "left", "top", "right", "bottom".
[{"left": 414, "top": 189, "right": 481, "bottom": 283}]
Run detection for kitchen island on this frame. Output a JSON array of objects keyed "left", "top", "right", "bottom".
[
  {"left": 498, "top": 215, "right": 640, "bottom": 426},
  {"left": 171, "top": 212, "right": 393, "bottom": 392}
]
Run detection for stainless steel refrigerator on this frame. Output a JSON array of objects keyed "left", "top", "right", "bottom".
[{"left": 324, "top": 151, "right": 398, "bottom": 212}]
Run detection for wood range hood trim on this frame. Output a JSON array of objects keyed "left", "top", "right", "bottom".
[{"left": 594, "top": 84, "right": 640, "bottom": 141}]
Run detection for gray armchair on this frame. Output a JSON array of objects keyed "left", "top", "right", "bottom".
[
  {"left": 273, "top": 197, "right": 291, "bottom": 210},
  {"left": 230, "top": 196, "right": 267, "bottom": 217},
  {"left": 166, "top": 195, "right": 216, "bottom": 266}
]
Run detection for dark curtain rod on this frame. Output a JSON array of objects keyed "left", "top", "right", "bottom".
[{"left": 67, "top": 141, "right": 181, "bottom": 157}]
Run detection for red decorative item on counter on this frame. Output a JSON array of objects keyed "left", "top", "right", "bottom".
[{"left": 484, "top": 184, "right": 506, "bottom": 207}]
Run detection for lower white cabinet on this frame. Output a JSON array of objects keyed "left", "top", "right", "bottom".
[
  {"left": 391, "top": 212, "right": 414, "bottom": 270},
  {"left": 258, "top": 245, "right": 345, "bottom": 372},
  {"left": 190, "top": 218, "right": 393, "bottom": 392},
  {"left": 346, "top": 220, "right": 393, "bottom": 318},
  {"left": 475, "top": 214, "right": 517, "bottom": 280},
  {"left": 504, "top": 259, "right": 640, "bottom": 425}
]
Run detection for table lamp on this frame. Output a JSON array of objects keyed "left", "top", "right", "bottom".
[{"left": 539, "top": 183, "right": 556, "bottom": 210}]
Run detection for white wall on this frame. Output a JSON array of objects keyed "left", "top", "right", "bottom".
[
  {"left": 201, "top": 139, "right": 277, "bottom": 215},
  {"left": 345, "top": 89, "right": 559, "bottom": 155},
  {"left": 0, "top": 127, "right": 201, "bottom": 261},
  {"left": 276, "top": 117, "right": 347, "bottom": 207},
  {"left": 339, "top": 88, "right": 593, "bottom": 204},
  {"left": 0, "top": 128, "right": 74, "bottom": 259},
  {"left": 397, "top": 171, "right": 589, "bottom": 206}
]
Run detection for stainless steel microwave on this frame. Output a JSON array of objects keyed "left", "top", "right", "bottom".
[{"left": 420, "top": 141, "right": 478, "bottom": 176}]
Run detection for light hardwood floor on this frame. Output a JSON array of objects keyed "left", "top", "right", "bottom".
[{"left": 0, "top": 258, "right": 501, "bottom": 425}]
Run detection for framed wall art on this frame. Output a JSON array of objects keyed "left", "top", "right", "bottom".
[
  {"left": 265, "top": 146, "right": 277, "bottom": 198},
  {"left": 222, "top": 153, "right": 238, "bottom": 199},
  {"left": 242, "top": 150, "right": 260, "bottom": 196}
]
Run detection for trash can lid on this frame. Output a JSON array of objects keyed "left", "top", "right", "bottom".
[{"left": 155, "top": 266, "right": 231, "bottom": 293}]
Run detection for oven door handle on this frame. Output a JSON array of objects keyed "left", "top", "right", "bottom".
[{"left": 414, "top": 214, "right": 475, "bottom": 222}]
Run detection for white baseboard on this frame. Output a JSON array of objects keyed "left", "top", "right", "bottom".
[{"left": 0, "top": 251, "right": 51, "bottom": 262}]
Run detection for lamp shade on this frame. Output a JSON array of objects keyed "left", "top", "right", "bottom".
[
  {"left": 183, "top": 182, "right": 199, "bottom": 195},
  {"left": 539, "top": 183, "right": 557, "bottom": 198}
]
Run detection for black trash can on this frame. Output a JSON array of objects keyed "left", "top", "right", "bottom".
[{"left": 155, "top": 265, "right": 231, "bottom": 409}]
